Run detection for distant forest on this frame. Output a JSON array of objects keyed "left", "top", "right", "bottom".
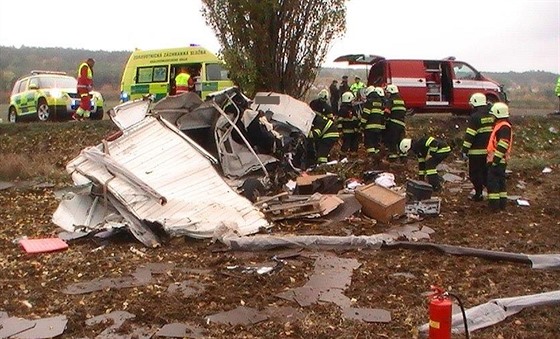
[{"left": 1, "top": 46, "right": 558, "bottom": 107}]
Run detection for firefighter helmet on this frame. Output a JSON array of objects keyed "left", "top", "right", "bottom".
[
  {"left": 399, "top": 138, "right": 412, "bottom": 153},
  {"left": 490, "top": 102, "right": 509, "bottom": 119},
  {"left": 374, "top": 87, "right": 385, "bottom": 97},
  {"left": 386, "top": 84, "right": 399, "bottom": 94},
  {"left": 318, "top": 89, "right": 329, "bottom": 100},
  {"left": 469, "top": 93, "right": 487, "bottom": 107},
  {"left": 341, "top": 91, "right": 354, "bottom": 103},
  {"left": 364, "top": 86, "right": 376, "bottom": 97}
]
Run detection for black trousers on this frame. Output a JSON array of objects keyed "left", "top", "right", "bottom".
[
  {"left": 364, "top": 129, "right": 383, "bottom": 155},
  {"left": 316, "top": 138, "right": 337, "bottom": 163},
  {"left": 468, "top": 155, "right": 488, "bottom": 195},
  {"left": 340, "top": 132, "right": 359, "bottom": 155},
  {"left": 487, "top": 164, "right": 507, "bottom": 210},
  {"left": 384, "top": 122, "right": 405, "bottom": 159}
]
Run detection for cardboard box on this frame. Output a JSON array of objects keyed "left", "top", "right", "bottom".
[{"left": 355, "top": 183, "right": 405, "bottom": 223}]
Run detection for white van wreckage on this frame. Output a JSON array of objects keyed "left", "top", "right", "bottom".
[{"left": 52, "top": 88, "right": 316, "bottom": 247}]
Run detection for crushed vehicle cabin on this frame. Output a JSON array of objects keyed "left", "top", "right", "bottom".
[{"left": 52, "top": 87, "right": 317, "bottom": 246}]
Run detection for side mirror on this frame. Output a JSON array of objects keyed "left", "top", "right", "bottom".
[{"left": 29, "top": 83, "right": 38, "bottom": 90}]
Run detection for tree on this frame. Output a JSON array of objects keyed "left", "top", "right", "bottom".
[{"left": 201, "top": 0, "right": 346, "bottom": 98}]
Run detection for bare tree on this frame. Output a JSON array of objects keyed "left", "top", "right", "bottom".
[{"left": 201, "top": 0, "right": 346, "bottom": 98}]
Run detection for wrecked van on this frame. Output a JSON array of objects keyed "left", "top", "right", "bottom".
[
  {"left": 335, "top": 54, "right": 508, "bottom": 115},
  {"left": 52, "top": 88, "right": 315, "bottom": 246}
]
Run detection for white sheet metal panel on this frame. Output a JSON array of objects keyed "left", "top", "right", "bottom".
[
  {"left": 251, "top": 92, "right": 315, "bottom": 135},
  {"left": 66, "top": 116, "right": 270, "bottom": 239}
]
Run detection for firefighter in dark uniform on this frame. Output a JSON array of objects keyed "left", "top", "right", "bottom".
[
  {"left": 309, "top": 113, "right": 340, "bottom": 165},
  {"left": 336, "top": 91, "right": 360, "bottom": 160},
  {"left": 309, "top": 89, "right": 334, "bottom": 119},
  {"left": 486, "top": 103, "right": 513, "bottom": 211},
  {"left": 461, "top": 93, "right": 495, "bottom": 201},
  {"left": 361, "top": 86, "right": 386, "bottom": 163},
  {"left": 383, "top": 84, "right": 407, "bottom": 162},
  {"left": 400, "top": 136, "right": 451, "bottom": 191}
]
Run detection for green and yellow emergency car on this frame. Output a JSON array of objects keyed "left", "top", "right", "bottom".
[{"left": 119, "top": 45, "right": 234, "bottom": 102}]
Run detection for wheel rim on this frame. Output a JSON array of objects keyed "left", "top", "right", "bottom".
[
  {"left": 9, "top": 109, "right": 16, "bottom": 123},
  {"left": 37, "top": 103, "right": 50, "bottom": 121}
]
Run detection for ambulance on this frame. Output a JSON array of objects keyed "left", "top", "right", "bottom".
[
  {"left": 120, "top": 45, "right": 234, "bottom": 102},
  {"left": 334, "top": 54, "right": 508, "bottom": 115}
]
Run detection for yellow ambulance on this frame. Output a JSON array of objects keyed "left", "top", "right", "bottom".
[{"left": 119, "top": 45, "right": 234, "bottom": 102}]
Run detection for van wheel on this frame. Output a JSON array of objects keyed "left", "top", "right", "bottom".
[
  {"left": 37, "top": 99, "right": 51, "bottom": 121},
  {"left": 406, "top": 108, "right": 415, "bottom": 116},
  {"left": 8, "top": 107, "right": 18, "bottom": 123}
]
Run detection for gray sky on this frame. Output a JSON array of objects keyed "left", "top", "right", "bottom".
[{"left": 0, "top": 0, "right": 558, "bottom": 73}]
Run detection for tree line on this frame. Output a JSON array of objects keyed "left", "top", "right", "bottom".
[{"left": 1, "top": 45, "right": 558, "bottom": 108}]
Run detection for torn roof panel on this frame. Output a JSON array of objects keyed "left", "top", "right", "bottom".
[{"left": 64, "top": 116, "right": 269, "bottom": 239}]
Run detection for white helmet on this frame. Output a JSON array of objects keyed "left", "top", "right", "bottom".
[
  {"left": 341, "top": 91, "right": 354, "bottom": 103},
  {"left": 490, "top": 102, "right": 509, "bottom": 119},
  {"left": 386, "top": 84, "right": 399, "bottom": 94},
  {"left": 399, "top": 138, "right": 412, "bottom": 153},
  {"left": 374, "top": 87, "right": 385, "bottom": 97},
  {"left": 318, "top": 89, "right": 329, "bottom": 100},
  {"left": 364, "top": 86, "right": 376, "bottom": 97},
  {"left": 469, "top": 93, "right": 487, "bottom": 107}
]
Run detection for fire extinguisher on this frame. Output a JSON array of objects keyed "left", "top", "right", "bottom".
[{"left": 428, "top": 285, "right": 470, "bottom": 339}]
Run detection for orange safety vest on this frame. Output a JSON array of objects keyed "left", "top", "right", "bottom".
[{"left": 486, "top": 120, "right": 513, "bottom": 163}]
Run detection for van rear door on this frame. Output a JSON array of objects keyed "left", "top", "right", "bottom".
[{"left": 387, "top": 60, "right": 427, "bottom": 109}]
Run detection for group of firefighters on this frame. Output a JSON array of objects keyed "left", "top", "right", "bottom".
[{"left": 307, "top": 83, "right": 513, "bottom": 211}]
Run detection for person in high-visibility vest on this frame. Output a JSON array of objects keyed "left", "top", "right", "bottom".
[
  {"left": 555, "top": 76, "right": 560, "bottom": 114},
  {"left": 75, "top": 58, "right": 95, "bottom": 120},
  {"left": 309, "top": 114, "right": 340, "bottom": 165},
  {"left": 399, "top": 136, "right": 451, "bottom": 191},
  {"left": 336, "top": 91, "right": 360, "bottom": 160},
  {"left": 486, "top": 102, "right": 513, "bottom": 211},
  {"left": 361, "top": 86, "right": 386, "bottom": 164},
  {"left": 309, "top": 89, "right": 334, "bottom": 119},
  {"left": 175, "top": 66, "right": 194, "bottom": 94},
  {"left": 461, "top": 93, "right": 494, "bottom": 201}
]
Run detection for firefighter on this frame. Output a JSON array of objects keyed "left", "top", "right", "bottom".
[
  {"left": 486, "top": 102, "right": 513, "bottom": 211},
  {"left": 361, "top": 86, "right": 386, "bottom": 164},
  {"left": 400, "top": 136, "right": 451, "bottom": 191},
  {"left": 75, "top": 58, "right": 95, "bottom": 120},
  {"left": 309, "top": 89, "right": 334, "bottom": 119},
  {"left": 175, "top": 66, "right": 194, "bottom": 94},
  {"left": 461, "top": 93, "right": 495, "bottom": 201},
  {"left": 350, "top": 76, "right": 366, "bottom": 99},
  {"left": 339, "top": 75, "right": 351, "bottom": 99},
  {"left": 336, "top": 91, "right": 360, "bottom": 160},
  {"left": 309, "top": 113, "right": 340, "bottom": 165},
  {"left": 384, "top": 84, "right": 407, "bottom": 162}
]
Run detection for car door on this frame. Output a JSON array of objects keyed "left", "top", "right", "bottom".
[{"left": 450, "top": 61, "right": 481, "bottom": 110}]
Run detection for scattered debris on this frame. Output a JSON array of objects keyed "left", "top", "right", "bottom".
[
  {"left": 19, "top": 237, "right": 68, "bottom": 254},
  {"left": 516, "top": 199, "right": 530, "bottom": 206},
  {"left": 0, "top": 317, "right": 36, "bottom": 338},
  {"left": 11, "top": 315, "right": 67, "bottom": 339},
  {"left": 355, "top": 183, "right": 405, "bottom": 224},
  {"left": 206, "top": 306, "right": 268, "bottom": 326},
  {"left": 259, "top": 193, "right": 344, "bottom": 220},
  {"left": 405, "top": 198, "right": 442, "bottom": 215},
  {"left": 374, "top": 172, "right": 396, "bottom": 188},
  {"left": 294, "top": 173, "right": 342, "bottom": 194},
  {"left": 542, "top": 166, "right": 553, "bottom": 173},
  {"left": 167, "top": 281, "right": 206, "bottom": 298},
  {"left": 155, "top": 323, "right": 206, "bottom": 338},
  {"left": 442, "top": 173, "right": 464, "bottom": 183},
  {"left": 406, "top": 179, "right": 433, "bottom": 200}
]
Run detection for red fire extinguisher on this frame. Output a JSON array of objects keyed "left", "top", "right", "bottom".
[{"left": 428, "top": 285, "right": 452, "bottom": 339}]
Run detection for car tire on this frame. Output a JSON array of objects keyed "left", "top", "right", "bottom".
[
  {"left": 8, "top": 107, "right": 18, "bottom": 123},
  {"left": 91, "top": 107, "right": 104, "bottom": 120},
  {"left": 36, "top": 99, "right": 51, "bottom": 121},
  {"left": 241, "top": 178, "right": 265, "bottom": 203}
]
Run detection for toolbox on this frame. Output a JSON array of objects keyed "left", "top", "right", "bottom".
[{"left": 406, "top": 179, "right": 433, "bottom": 201}]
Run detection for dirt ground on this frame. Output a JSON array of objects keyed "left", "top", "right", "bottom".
[{"left": 0, "top": 114, "right": 559, "bottom": 338}]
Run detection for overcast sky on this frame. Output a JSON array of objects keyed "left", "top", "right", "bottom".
[{"left": 0, "top": 0, "right": 558, "bottom": 73}]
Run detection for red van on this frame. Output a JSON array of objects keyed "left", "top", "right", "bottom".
[{"left": 334, "top": 54, "right": 508, "bottom": 115}]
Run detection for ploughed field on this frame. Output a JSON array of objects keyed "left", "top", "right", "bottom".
[{"left": 0, "top": 114, "right": 559, "bottom": 338}]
